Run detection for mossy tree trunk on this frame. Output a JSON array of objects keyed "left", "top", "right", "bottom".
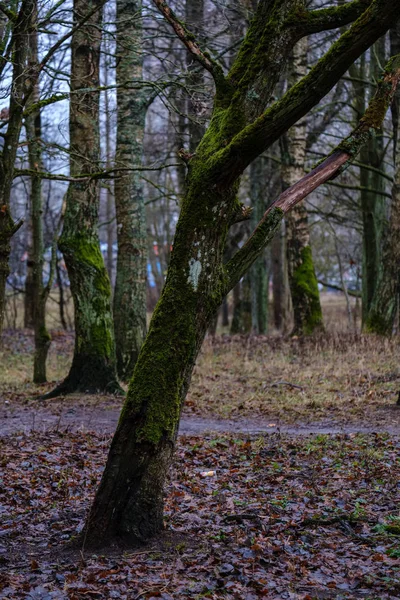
[
  {"left": 282, "top": 37, "right": 323, "bottom": 336},
  {"left": 365, "top": 24, "right": 400, "bottom": 334},
  {"left": 113, "top": 0, "right": 148, "bottom": 382},
  {"left": 85, "top": 0, "right": 400, "bottom": 546},
  {"left": 46, "top": 0, "right": 120, "bottom": 397},
  {"left": 25, "top": 0, "right": 52, "bottom": 383}
]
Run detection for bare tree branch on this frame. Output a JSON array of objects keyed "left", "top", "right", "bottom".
[
  {"left": 152, "top": 0, "right": 226, "bottom": 89},
  {"left": 38, "top": 0, "right": 107, "bottom": 73},
  {"left": 13, "top": 163, "right": 183, "bottom": 182},
  {"left": 0, "top": 2, "right": 16, "bottom": 21}
]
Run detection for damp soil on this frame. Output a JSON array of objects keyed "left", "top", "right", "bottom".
[{"left": 1, "top": 398, "right": 399, "bottom": 437}]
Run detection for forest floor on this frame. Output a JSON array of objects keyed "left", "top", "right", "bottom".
[
  {"left": 1, "top": 328, "right": 400, "bottom": 599},
  {"left": 1, "top": 329, "right": 400, "bottom": 434}
]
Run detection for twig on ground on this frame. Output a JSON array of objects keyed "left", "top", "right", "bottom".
[{"left": 269, "top": 381, "right": 305, "bottom": 391}]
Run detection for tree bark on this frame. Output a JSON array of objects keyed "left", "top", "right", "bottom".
[
  {"left": 46, "top": 0, "right": 120, "bottom": 397},
  {"left": 0, "top": 0, "right": 32, "bottom": 335},
  {"left": 282, "top": 37, "right": 323, "bottom": 336},
  {"left": 230, "top": 274, "right": 252, "bottom": 334},
  {"left": 271, "top": 223, "right": 288, "bottom": 332},
  {"left": 185, "top": 0, "right": 205, "bottom": 153},
  {"left": 85, "top": 0, "right": 400, "bottom": 546},
  {"left": 25, "top": 0, "right": 52, "bottom": 383},
  {"left": 250, "top": 156, "right": 269, "bottom": 334},
  {"left": 221, "top": 296, "right": 229, "bottom": 327},
  {"left": 113, "top": 0, "right": 148, "bottom": 381},
  {"left": 362, "top": 39, "right": 387, "bottom": 323},
  {"left": 365, "top": 24, "right": 400, "bottom": 334},
  {"left": 24, "top": 250, "right": 35, "bottom": 328}
]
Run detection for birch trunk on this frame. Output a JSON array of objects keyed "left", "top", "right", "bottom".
[{"left": 283, "top": 37, "right": 323, "bottom": 335}]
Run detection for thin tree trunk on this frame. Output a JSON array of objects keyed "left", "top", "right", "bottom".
[
  {"left": 186, "top": 0, "right": 205, "bottom": 153},
  {"left": 222, "top": 296, "right": 229, "bottom": 327},
  {"left": 24, "top": 247, "right": 35, "bottom": 328},
  {"left": 283, "top": 37, "right": 323, "bottom": 336},
  {"left": 250, "top": 156, "right": 268, "bottom": 334},
  {"left": 103, "top": 62, "right": 114, "bottom": 282},
  {"left": 271, "top": 223, "right": 288, "bottom": 331},
  {"left": 25, "top": 0, "right": 51, "bottom": 383},
  {"left": 46, "top": 0, "right": 120, "bottom": 397},
  {"left": 56, "top": 261, "right": 68, "bottom": 330},
  {"left": 0, "top": 0, "right": 32, "bottom": 334},
  {"left": 230, "top": 273, "right": 252, "bottom": 334},
  {"left": 113, "top": 0, "right": 148, "bottom": 381}
]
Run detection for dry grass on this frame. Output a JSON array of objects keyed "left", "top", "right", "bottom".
[
  {"left": 0, "top": 330, "right": 73, "bottom": 391},
  {"left": 187, "top": 333, "right": 400, "bottom": 427},
  {"left": 1, "top": 294, "right": 399, "bottom": 429}
]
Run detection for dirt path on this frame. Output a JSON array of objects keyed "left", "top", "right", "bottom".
[{"left": 1, "top": 403, "right": 399, "bottom": 436}]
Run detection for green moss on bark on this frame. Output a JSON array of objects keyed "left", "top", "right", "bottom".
[
  {"left": 291, "top": 246, "right": 323, "bottom": 335},
  {"left": 119, "top": 280, "right": 198, "bottom": 445}
]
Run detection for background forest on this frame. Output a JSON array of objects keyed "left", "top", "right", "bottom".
[
  {"left": 1, "top": 0, "right": 400, "bottom": 598},
  {"left": 2, "top": 0, "right": 399, "bottom": 359}
]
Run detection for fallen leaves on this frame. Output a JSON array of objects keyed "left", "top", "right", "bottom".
[{"left": 0, "top": 430, "right": 400, "bottom": 598}]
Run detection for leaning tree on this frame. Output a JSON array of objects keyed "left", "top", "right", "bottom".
[{"left": 85, "top": 0, "right": 400, "bottom": 545}]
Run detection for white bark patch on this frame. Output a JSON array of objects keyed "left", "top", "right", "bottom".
[{"left": 187, "top": 258, "right": 202, "bottom": 291}]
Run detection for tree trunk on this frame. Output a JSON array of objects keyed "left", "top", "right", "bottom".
[
  {"left": 56, "top": 261, "right": 68, "bottom": 330},
  {"left": 352, "top": 40, "right": 387, "bottom": 324},
  {"left": 186, "top": 0, "right": 205, "bottom": 153},
  {"left": 86, "top": 181, "right": 236, "bottom": 544},
  {"left": 24, "top": 249, "right": 35, "bottom": 328},
  {"left": 47, "top": 0, "right": 120, "bottom": 397},
  {"left": 25, "top": 0, "right": 52, "bottom": 383},
  {"left": 271, "top": 223, "right": 288, "bottom": 332},
  {"left": 222, "top": 296, "right": 229, "bottom": 327},
  {"left": 250, "top": 156, "right": 269, "bottom": 334},
  {"left": 282, "top": 37, "right": 323, "bottom": 336},
  {"left": 230, "top": 274, "right": 252, "bottom": 334},
  {"left": 0, "top": 0, "right": 32, "bottom": 335},
  {"left": 113, "top": 0, "right": 148, "bottom": 382},
  {"left": 365, "top": 25, "right": 400, "bottom": 334},
  {"left": 102, "top": 52, "right": 114, "bottom": 283}
]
